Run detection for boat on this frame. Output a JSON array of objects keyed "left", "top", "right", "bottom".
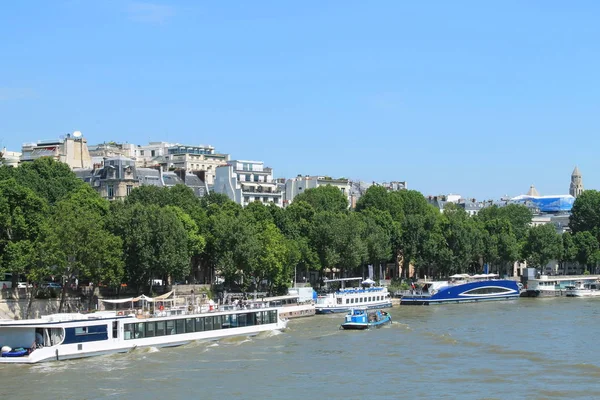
[
  {"left": 340, "top": 308, "right": 391, "bottom": 330},
  {"left": 400, "top": 274, "right": 520, "bottom": 305},
  {"left": 565, "top": 280, "right": 600, "bottom": 297},
  {"left": 259, "top": 294, "right": 316, "bottom": 319},
  {"left": 521, "top": 275, "right": 600, "bottom": 297},
  {"left": 0, "top": 291, "right": 288, "bottom": 364},
  {"left": 315, "top": 277, "right": 392, "bottom": 314}
]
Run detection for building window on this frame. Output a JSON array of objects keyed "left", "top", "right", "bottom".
[
  {"left": 263, "top": 197, "right": 268, "bottom": 203},
  {"left": 254, "top": 175, "right": 259, "bottom": 182},
  {"left": 244, "top": 196, "right": 250, "bottom": 203},
  {"left": 126, "top": 185, "right": 133, "bottom": 196},
  {"left": 107, "top": 185, "right": 114, "bottom": 199},
  {"left": 151, "top": 150, "right": 156, "bottom": 157},
  {"left": 245, "top": 174, "right": 251, "bottom": 181},
  {"left": 140, "top": 150, "right": 145, "bottom": 156}
]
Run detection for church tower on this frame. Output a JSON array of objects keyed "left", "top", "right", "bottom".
[{"left": 569, "top": 166, "right": 584, "bottom": 197}]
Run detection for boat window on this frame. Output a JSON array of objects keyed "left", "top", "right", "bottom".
[
  {"left": 112, "top": 321, "right": 118, "bottom": 339},
  {"left": 134, "top": 322, "right": 145, "bottom": 339},
  {"left": 268, "top": 310, "right": 277, "bottom": 324},
  {"left": 50, "top": 328, "right": 64, "bottom": 346},
  {"left": 75, "top": 327, "right": 88, "bottom": 335},
  {"left": 146, "top": 322, "right": 155, "bottom": 337},
  {"left": 175, "top": 319, "right": 185, "bottom": 334},
  {"left": 256, "top": 312, "right": 263, "bottom": 325},
  {"left": 156, "top": 321, "right": 166, "bottom": 336},
  {"left": 213, "top": 315, "right": 222, "bottom": 330},
  {"left": 185, "top": 318, "right": 194, "bottom": 333},
  {"left": 124, "top": 324, "right": 134, "bottom": 340},
  {"left": 205, "top": 316, "right": 214, "bottom": 331},
  {"left": 246, "top": 312, "right": 256, "bottom": 326},
  {"left": 195, "top": 317, "right": 205, "bottom": 332},
  {"left": 166, "top": 320, "right": 175, "bottom": 335},
  {"left": 228, "top": 314, "right": 237, "bottom": 328},
  {"left": 238, "top": 313, "right": 247, "bottom": 327},
  {"left": 345, "top": 299, "right": 349, "bottom": 304},
  {"left": 464, "top": 287, "right": 513, "bottom": 295}
]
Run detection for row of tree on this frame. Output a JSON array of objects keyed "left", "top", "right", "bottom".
[{"left": 2, "top": 158, "right": 600, "bottom": 312}]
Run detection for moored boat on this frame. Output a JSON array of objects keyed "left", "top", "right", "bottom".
[
  {"left": 521, "top": 275, "right": 600, "bottom": 297},
  {"left": 400, "top": 274, "right": 520, "bottom": 305},
  {"left": 340, "top": 308, "right": 391, "bottom": 330},
  {"left": 565, "top": 280, "right": 600, "bottom": 297},
  {"left": 258, "top": 294, "right": 316, "bottom": 319},
  {"left": 315, "top": 278, "right": 392, "bottom": 314},
  {"left": 0, "top": 292, "right": 287, "bottom": 364}
]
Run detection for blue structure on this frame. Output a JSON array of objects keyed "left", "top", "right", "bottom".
[
  {"left": 401, "top": 275, "right": 520, "bottom": 305},
  {"left": 510, "top": 194, "right": 575, "bottom": 213}
]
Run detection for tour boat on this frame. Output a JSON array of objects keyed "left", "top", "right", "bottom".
[
  {"left": 565, "top": 280, "right": 600, "bottom": 297},
  {"left": 400, "top": 274, "right": 520, "bottom": 305},
  {"left": 521, "top": 275, "right": 600, "bottom": 297},
  {"left": 259, "top": 294, "right": 316, "bottom": 319},
  {"left": 315, "top": 278, "right": 392, "bottom": 314},
  {"left": 340, "top": 308, "right": 391, "bottom": 330},
  {"left": 0, "top": 292, "right": 288, "bottom": 364}
]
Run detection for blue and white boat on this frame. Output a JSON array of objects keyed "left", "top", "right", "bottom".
[
  {"left": 0, "top": 292, "right": 288, "bottom": 364},
  {"left": 315, "top": 277, "right": 392, "bottom": 314},
  {"left": 400, "top": 273, "right": 520, "bottom": 305},
  {"left": 340, "top": 308, "right": 392, "bottom": 330}
]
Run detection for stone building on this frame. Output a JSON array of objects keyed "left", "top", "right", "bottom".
[{"left": 569, "top": 166, "right": 584, "bottom": 198}]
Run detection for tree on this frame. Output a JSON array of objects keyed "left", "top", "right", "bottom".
[
  {"left": 570, "top": 190, "right": 600, "bottom": 238},
  {"left": 15, "top": 157, "right": 85, "bottom": 205},
  {"left": 40, "top": 187, "right": 123, "bottom": 311},
  {"left": 573, "top": 231, "right": 600, "bottom": 274},
  {"left": 109, "top": 203, "right": 189, "bottom": 293},
  {"left": 293, "top": 185, "right": 348, "bottom": 213},
  {"left": 0, "top": 179, "right": 48, "bottom": 291},
  {"left": 522, "top": 224, "right": 562, "bottom": 271}
]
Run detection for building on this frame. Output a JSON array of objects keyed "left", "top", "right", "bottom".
[
  {"left": 21, "top": 133, "right": 92, "bottom": 169},
  {"left": 75, "top": 156, "right": 208, "bottom": 200},
  {"left": 88, "top": 142, "right": 137, "bottom": 166},
  {"left": 285, "top": 175, "right": 350, "bottom": 207},
  {"left": 135, "top": 142, "right": 177, "bottom": 168},
  {"left": 569, "top": 166, "right": 584, "bottom": 198},
  {"left": 213, "top": 160, "right": 283, "bottom": 207},
  {"left": 165, "top": 144, "right": 229, "bottom": 186},
  {"left": 0, "top": 148, "right": 22, "bottom": 167}
]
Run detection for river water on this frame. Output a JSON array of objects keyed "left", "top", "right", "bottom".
[{"left": 2, "top": 297, "right": 600, "bottom": 400}]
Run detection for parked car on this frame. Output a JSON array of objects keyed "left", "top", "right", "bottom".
[
  {"left": 17, "top": 282, "right": 33, "bottom": 289},
  {"left": 42, "top": 282, "right": 62, "bottom": 289}
]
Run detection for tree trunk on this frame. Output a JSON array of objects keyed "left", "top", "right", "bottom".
[
  {"left": 87, "top": 281, "right": 100, "bottom": 311},
  {"left": 58, "top": 284, "right": 67, "bottom": 313},
  {"left": 26, "top": 284, "right": 39, "bottom": 319}
]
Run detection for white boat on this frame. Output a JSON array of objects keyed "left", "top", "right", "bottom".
[
  {"left": 0, "top": 292, "right": 287, "bottom": 364},
  {"left": 315, "top": 277, "right": 392, "bottom": 314},
  {"left": 521, "top": 275, "right": 600, "bottom": 297},
  {"left": 260, "top": 295, "right": 315, "bottom": 319},
  {"left": 565, "top": 281, "right": 600, "bottom": 297}
]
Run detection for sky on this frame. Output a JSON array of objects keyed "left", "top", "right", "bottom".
[{"left": 1, "top": 1, "right": 599, "bottom": 200}]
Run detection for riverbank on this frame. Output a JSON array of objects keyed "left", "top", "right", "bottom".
[{"left": 0, "top": 297, "right": 82, "bottom": 319}]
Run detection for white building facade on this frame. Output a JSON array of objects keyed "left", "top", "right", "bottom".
[
  {"left": 21, "top": 134, "right": 92, "bottom": 169},
  {"left": 213, "top": 160, "right": 283, "bottom": 207}
]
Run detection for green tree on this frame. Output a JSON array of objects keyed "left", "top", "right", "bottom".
[
  {"left": 522, "top": 224, "right": 562, "bottom": 271},
  {"left": 573, "top": 231, "right": 600, "bottom": 274},
  {"left": 41, "top": 187, "right": 123, "bottom": 311},
  {"left": 293, "top": 185, "right": 348, "bottom": 213},
  {"left": 570, "top": 190, "right": 600, "bottom": 239},
  {"left": 0, "top": 179, "right": 49, "bottom": 291}
]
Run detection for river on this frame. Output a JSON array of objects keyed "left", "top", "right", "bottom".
[{"left": 2, "top": 297, "right": 600, "bottom": 399}]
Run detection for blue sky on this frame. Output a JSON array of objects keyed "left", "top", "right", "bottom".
[{"left": 1, "top": 1, "right": 599, "bottom": 200}]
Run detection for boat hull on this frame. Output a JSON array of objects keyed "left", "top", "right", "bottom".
[
  {"left": 340, "top": 316, "right": 392, "bottom": 330},
  {"left": 401, "top": 280, "right": 520, "bottom": 305},
  {"left": 316, "top": 301, "right": 393, "bottom": 314}
]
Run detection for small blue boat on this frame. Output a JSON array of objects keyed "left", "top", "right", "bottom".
[{"left": 340, "top": 308, "right": 392, "bottom": 330}]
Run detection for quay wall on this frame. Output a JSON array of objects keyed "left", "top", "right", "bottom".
[{"left": 0, "top": 298, "right": 83, "bottom": 320}]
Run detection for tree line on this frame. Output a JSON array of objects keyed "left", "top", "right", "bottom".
[{"left": 2, "top": 158, "right": 600, "bottom": 311}]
